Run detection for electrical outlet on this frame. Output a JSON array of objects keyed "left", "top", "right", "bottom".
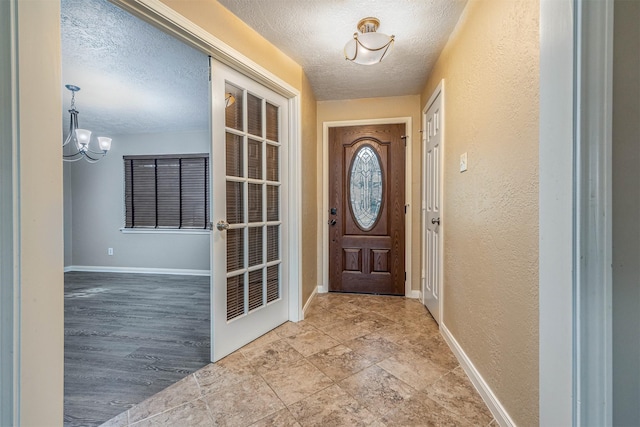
[
  {"left": 460, "top": 152, "right": 468, "bottom": 172},
  {"left": 108, "top": 248, "right": 114, "bottom": 256}
]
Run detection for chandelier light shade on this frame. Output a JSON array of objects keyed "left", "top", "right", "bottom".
[
  {"left": 63, "top": 84, "right": 112, "bottom": 163},
  {"left": 225, "top": 92, "right": 236, "bottom": 108},
  {"left": 344, "top": 17, "right": 395, "bottom": 65}
]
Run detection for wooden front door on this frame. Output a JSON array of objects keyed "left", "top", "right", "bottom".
[{"left": 328, "top": 124, "right": 405, "bottom": 295}]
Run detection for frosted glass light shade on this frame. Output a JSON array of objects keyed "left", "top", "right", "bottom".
[
  {"left": 75, "top": 129, "right": 91, "bottom": 150},
  {"left": 344, "top": 32, "right": 394, "bottom": 65},
  {"left": 98, "top": 137, "right": 112, "bottom": 151}
]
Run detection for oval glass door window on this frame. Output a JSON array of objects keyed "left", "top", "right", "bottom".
[{"left": 349, "top": 145, "right": 383, "bottom": 230}]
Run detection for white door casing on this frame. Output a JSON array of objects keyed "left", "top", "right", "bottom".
[
  {"left": 422, "top": 81, "right": 444, "bottom": 324},
  {"left": 210, "top": 59, "right": 289, "bottom": 362}
]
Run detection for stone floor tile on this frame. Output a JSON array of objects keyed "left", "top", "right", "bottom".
[
  {"left": 288, "top": 384, "right": 380, "bottom": 426},
  {"left": 249, "top": 408, "right": 301, "bottom": 427},
  {"left": 380, "top": 393, "right": 474, "bottom": 426},
  {"left": 261, "top": 358, "right": 333, "bottom": 405},
  {"left": 407, "top": 333, "right": 459, "bottom": 371},
  {"left": 307, "top": 344, "right": 374, "bottom": 381},
  {"left": 194, "top": 352, "right": 257, "bottom": 395},
  {"left": 238, "top": 329, "right": 282, "bottom": 353},
  {"left": 377, "top": 347, "right": 450, "bottom": 391},
  {"left": 316, "top": 316, "right": 372, "bottom": 342},
  {"left": 273, "top": 320, "right": 318, "bottom": 338},
  {"left": 344, "top": 333, "right": 402, "bottom": 364},
  {"left": 129, "top": 399, "right": 213, "bottom": 427},
  {"left": 127, "top": 374, "right": 201, "bottom": 424},
  {"left": 242, "top": 339, "right": 304, "bottom": 375},
  {"left": 337, "top": 365, "right": 416, "bottom": 417},
  {"left": 425, "top": 366, "right": 494, "bottom": 426},
  {"left": 284, "top": 327, "right": 339, "bottom": 357},
  {"left": 203, "top": 375, "right": 284, "bottom": 427}
]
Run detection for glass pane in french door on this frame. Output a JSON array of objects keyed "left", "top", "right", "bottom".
[{"left": 224, "top": 82, "right": 281, "bottom": 321}]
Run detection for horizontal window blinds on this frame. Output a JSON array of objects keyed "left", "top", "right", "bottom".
[{"left": 124, "top": 154, "right": 209, "bottom": 229}]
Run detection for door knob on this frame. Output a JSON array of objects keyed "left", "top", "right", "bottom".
[
  {"left": 431, "top": 217, "right": 440, "bottom": 225},
  {"left": 328, "top": 219, "right": 337, "bottom": 226},
  {"left": 216, "top": 220, "right": 230, "bottom": 231}
]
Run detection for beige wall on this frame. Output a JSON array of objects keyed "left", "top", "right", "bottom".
[
  {"left": 301, "top": 73, "right": 318, "bottom": 304},
  {"left": 17, "top": 0, "right": 64, "bottom": 424},
  {"left": 317, "top": 95, "right": 422, "bottom": 293},
  {"left": 421, "top": 0, "right": 539, "bottom": 424}
]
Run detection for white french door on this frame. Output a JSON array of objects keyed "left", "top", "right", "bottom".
[
  {"left": 210, "top": 59, "right": 289, "bottom": 362},
  {"left": 422, "top": 88, "right": 443, "bottom": 324}
]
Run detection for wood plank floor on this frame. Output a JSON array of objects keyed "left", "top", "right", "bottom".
[{"left": 64, "top": 272, "right": 210, "bottom": 427}]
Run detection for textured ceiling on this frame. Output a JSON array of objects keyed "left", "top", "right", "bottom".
[
  {"left": 60, "top": 0, "right": 467, "bottom": 137},
  {"left": 218, "top": 0, "right": 468, "bottom": 101},
  {"left": 61, "top": 0, "right": 209, "bottom": 136}
]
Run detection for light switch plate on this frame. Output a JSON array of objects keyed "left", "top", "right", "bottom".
[{"left": 460, "top": 152, "right": 468, "bottom": 172}]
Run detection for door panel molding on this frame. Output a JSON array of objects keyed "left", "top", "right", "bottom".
[{"left": 321, "top": 117, "right": 414, "bottom": 297}]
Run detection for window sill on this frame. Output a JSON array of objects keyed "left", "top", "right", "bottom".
[{"left": 120, "top": 228, "right": 210, "bottom": 235}]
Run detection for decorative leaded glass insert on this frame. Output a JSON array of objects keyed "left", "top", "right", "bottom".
[{"left": 349, "top": 145, "right": 383, "bottom": 230}]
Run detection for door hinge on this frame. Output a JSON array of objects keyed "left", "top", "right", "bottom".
[
  {"left": 208, "top": 56, "right": 212, "bottom": 81},
  {"left": 404, "top": 204, "right": 409, "bottom": 214},
  {"left": 405, "top": 272, "right": 407, "bottom": 281},
  {"left": 401, "top": 135, "right": 408, "bottom": 146}
]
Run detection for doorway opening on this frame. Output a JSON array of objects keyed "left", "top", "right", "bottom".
[
  {"left": 61, "top": 0, "right": 211, "bottom": 424},
  {"left": 327, "top": 123, "right": 406, "bottom": 295},
  {"left": 321, "top": 118, "right": 413, "bottom": 297}
]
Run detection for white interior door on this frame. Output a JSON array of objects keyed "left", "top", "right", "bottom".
[
  {"left": 210, "top": 59, "right": 289, "bottom": 362},
  {"left": 423, "top": 91, "right": 443, "bottom": 323}
]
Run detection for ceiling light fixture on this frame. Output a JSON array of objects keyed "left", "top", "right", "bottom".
[
  {"left": 63, "top": 84, "right": 112, "bottom": 163},
  {"left": 344, "top": 17, "right": 395, "bottom": 65}
]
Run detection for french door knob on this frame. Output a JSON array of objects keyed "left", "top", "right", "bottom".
[
  {"left": 431, "top": 217, "right": 440, "bottom": 225},
  {"left": 328, "top": 219, "right": 337, "bottom": 226},
  {"left": 216, "top": 220, "right": 230, "bottom": 231}
]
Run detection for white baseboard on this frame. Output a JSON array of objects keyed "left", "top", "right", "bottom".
[
  {"left": 440, "top": 324, "right": 516, "bottom": 427},
  {"left": 406, "top": 289, "right": 421, "bottom": 299},
  {"left": 64, "top": 265, "right": 210, "bottom": 276},
  {"left": 317, "top": 283, "right": 328, "bottom": 293},
  {"left": 301, "top": 286, "right": 318, "bottom": 319}
]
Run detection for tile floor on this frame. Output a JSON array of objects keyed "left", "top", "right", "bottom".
[{"left": 101, "top": 293, "right": 494, "bottom": 427}]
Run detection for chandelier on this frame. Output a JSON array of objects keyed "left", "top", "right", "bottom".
[
  {"left": 63, "top": 84, "right": 112, "bottom": 163},
  {"left": 344, "top": 17, "right": 395, "bottom": 65}
]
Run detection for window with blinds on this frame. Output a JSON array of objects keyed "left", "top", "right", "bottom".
[{"left": 124, "top": 154, "right": 210, "bottom": 229}]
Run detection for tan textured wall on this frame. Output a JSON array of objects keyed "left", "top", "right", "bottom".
[
  {"left": 17, "top": 0, "right": 65, "bottom": 424},
  {"left": 301, "top": 73, "right": 318, "bottom": 304},
  {"left": 317, "top": 96, "right": 422, "bottom": 293},
  {"left": 421, "top": 0, "right": 539, "bottom": 424},
  {"left": 159, "top": 0, "right": 302, "bottom": 90}
]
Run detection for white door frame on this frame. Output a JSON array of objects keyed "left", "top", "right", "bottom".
[
  {"left": 421, "top": 80, "right": 445, "bottom": 324},
  {"left": 320, "top": 117, "right": 414, "bottom": 298},
  {"left": 113, "top": 0, "right": 303, "bottom": 323},
  {"left": 0, "top": 0, "right": 19, "bottom": 424},
  {"left": 539, "top": 0, "right": 614, "bottom": 424}
]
